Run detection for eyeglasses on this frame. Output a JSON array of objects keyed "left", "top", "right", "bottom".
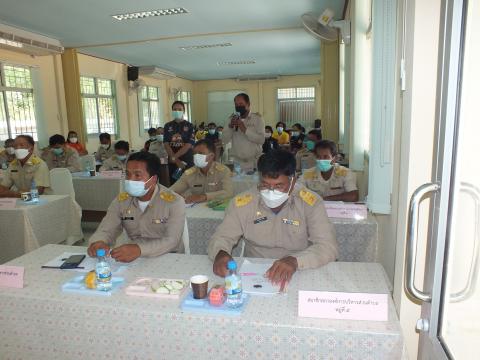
[{"left": 257, "top": 177, "right": 293, "bottom": 192}]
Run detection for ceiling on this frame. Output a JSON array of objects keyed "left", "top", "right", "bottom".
[{"left": 0, "top": 0, "right": 345, "bottom": 80}]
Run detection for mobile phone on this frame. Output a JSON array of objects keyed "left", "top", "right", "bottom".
[{"left": 60, "top": 254, "right": 86, "bottom": 269}]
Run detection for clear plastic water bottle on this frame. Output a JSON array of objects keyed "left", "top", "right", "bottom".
[
  {"left": 225, "top": 260, "right": 243, "bottom": 308},
  {"left": 1, "top": 162, "right": 7, "bottom": 170},
  {"left": 95, "top": 249, "right": 112, "bottom": 291},
  {"left": 30, "top": 180, "right": 39, "bottom": 203},
  {"left": 233, "top": 161, "right": 242, "bottom": 176}
]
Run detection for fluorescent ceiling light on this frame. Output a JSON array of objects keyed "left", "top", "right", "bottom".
[
  {"left": 0, "top": 38, "right": 23, "bottom": 48},
  {"left": 179, "top": 43, "right": 232, "bottom": 51},
  {"left": 112, "top": 7, "right": 188, "bottom": 21},
  {"left": 217, "top": 60, "right": 256, "bottom": 66}
]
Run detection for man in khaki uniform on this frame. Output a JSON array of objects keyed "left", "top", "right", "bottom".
[
  {"left": 170, "top": 139, "right": 233, "bottom": 204},
  {"left": 299, "top": 140, "right": 359, "bottom": 202},
  {"left": 208, "top": 149, "right": 337, "bottom": 287},
  {"left": 95, "top": 132, "right": 115, "bottom": 163},
  {"left": 99, "top": 140, "right": 129, "bottom": 172},
  {"left": 0, "top": 135, "right": 50, "bottom": 197},
  {"left": 88, "top": 151, "right": 185, "bottom": 262},
  {"left": 42, "top": 134, "right": 82, "bottom": 173},
  {"left": 295, "top": 129, "right": 322, "bottom": 172},
  {"left": 0, "top": 138, "right": 15, "bottom": 167},
  {"left": 221, "top": 93, "right": 265, "bottom": 172}
]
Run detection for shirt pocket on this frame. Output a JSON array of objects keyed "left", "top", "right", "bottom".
[{"left": 142, "top": 208, "right": 169, "bottom": 239}]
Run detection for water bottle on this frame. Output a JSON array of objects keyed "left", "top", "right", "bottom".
[
  {"left": 1, "top": 162, "right": 7, "bottom": 170},
  {"left": 95, "top": 249, "right": 112, "bottom": 291},
  {"left": 225, "top": 260, "right": 243, "bottom": 308},
  {"left": 30, "top": 180, "right": 39, "bottom": 203},
  {"left": 233, "top": 161, "right": 242, "bottom": 176}
]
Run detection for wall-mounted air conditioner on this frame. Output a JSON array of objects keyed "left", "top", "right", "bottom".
[
  {"left": 236, "top": 75, "right": 280, "bottom": 82},
  {"left": 0, "top": 23, "right": 64, "bottom": 56},
  {"left": 138, "top": 66, "right": 176, "bottom": 80}
]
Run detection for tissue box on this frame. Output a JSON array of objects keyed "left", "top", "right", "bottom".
[{"left": 324, "top": 202, "right": 368, "bottom": 220}]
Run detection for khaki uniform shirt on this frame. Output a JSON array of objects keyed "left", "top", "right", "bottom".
[
  {"left": 99, "top": 155, "right": 127, "bottom": 172},
  {"left": 221, "top": 112, "right": 265, "bottom": 167},
  {"left": 95, "top": 145, "right": 115, "bottom": 162},
  {"left": 42, "top": 147, "right": 82, "bottom": 173},
  {"left": 89, "top": 185, "right": 185, "bottom": 257},
  {"left": 148, "top": 140, "right": 168, "bottom": 160},
  {"left": 1, "top": 155, "right": 50, "bottom": 192},
  {"left": 207, "top": 186, "right": 338, "bottom": 270},
  {"left": 0, "top": 150, "right": 15, "bottom": 167},
  {"left": 295, "top": 149, "right": 316, "bottom": 172},
  {"left": 170, "top": 162, "right": 233, "bottom": 201},
  {"left": 299, "top": 164, "right": 357, "bottom": 198}
]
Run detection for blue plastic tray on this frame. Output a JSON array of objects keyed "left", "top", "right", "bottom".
[
  {"left": 17, "top": 198, "right": 48, "bottom": 206},
  {"left": 180, "top": 291, "right": 249, "bottom": 315},
  {"left": 62, "top": 275, "right": 124, "bottom": 296}
]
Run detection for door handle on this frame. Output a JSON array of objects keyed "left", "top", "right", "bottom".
[
  {"left": 405, "top": 182, "right": 440, "bottom": 302},
  {"left": 450, "top": 182, "right": 480, "bottom": 302}
]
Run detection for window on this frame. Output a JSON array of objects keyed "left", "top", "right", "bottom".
[
  {"left": 140, "top": 86, "right": 161, "bottom": 129},
  {"left": 207, "top": 90, "right": 245, "bottom": 126},
  {"left": 277, "top": 87, "right": 316, "bottom": 129},
  {"left": 80, "top": 76, "right": 117, "bottom": 134},
  {"left": 176, "top": 90, "right": 191, "bottom": 122},
  {"left": 0, "top": 64, "right": 38, "bottom": 140}
]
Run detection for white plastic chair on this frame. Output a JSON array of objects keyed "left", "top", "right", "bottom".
[
  {"left": 49, "top": 168, "right": 75, "bottom": 198},
  {"left": 182, "top": 218, "right": 190, "bottom": 255},
  {"left": 80, "top": 155, "right": 96, "bottom": 172}
]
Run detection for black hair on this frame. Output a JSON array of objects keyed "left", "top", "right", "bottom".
[
  {"left": 217, "top": 125, "right": 224, "bottom": 129},
  {"left": 257, "top": 149, "right": 296, "bottom": 178},
  {"left": 67, "top": 131, "right": 77, "bottom": 140},
  {"left": 194, "top": 139, "right": 215, "bottom": 154},
  {"left": 4, "top": 138, "right": 14, "bottom": 145},
  {"left": 114, "top": 140, "right": 130, "bottom": 152},
  {"left": 127, "top": 151, "right": 160, "bottom": 179},
  {"left": 234, "top": 93, "right": 250, "bottom": 104},
  {"left": 292, "top": 123, "right": 302, "bottom": 131},
  {"left": 207, "top": 122, "right": 216, "bottom": 127},
  {"left": 265, "top": 126, "right": 273, "bottom": 133},
  {"left": 148, "top": 127, "right": 157, "bottom": 135},
  {"left": 16, "top": 135, "right": 35, "bottom": 146},
  {"left": 99, "top": 132, "right": 111, "bottom": 141},
  {"left": 315, "top": 140, "right": 337, "bottom": 156},
  {"left": 172, "top": 100, "right": 185, "bottom": 111},
  {"left": 308, "top": 129, "right": 322, "bottom": 141},
  {"left": 49, "top": 134, "right": 66, "bottom": 146},
  {"left": 275, "top": 122, "right": 286, "bottom": 128}
]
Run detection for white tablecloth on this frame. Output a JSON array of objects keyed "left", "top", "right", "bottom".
[
  {"left": 0, "top": 196, "right": 83, "bottom": 264},
  {"left": 186, "top": 204, "right": 379, "bottom": 261},
  {"left": 0, "top": 244, "right": 405, "bottom": 359},
  {"left": 72, "top": 172, "right": 123, "bottom": 211}
]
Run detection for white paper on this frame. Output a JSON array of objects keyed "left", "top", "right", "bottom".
[
  {"left": 239, "top": 259, "right": 282, "bottom": 295},
  {"left": 42, "top": 251, "right": 130, "bottom": 273}
]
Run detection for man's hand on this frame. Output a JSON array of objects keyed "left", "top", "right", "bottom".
[
  {"left": 110, "top": 244, "right": 141, "bottom": 263},
  {"left": 265, "top": 256, "right": 298, "bottom": 291},
  {"left": 87, "top": 241, "right": 110, "bottom": 257},
  {"left": 175, "top": 159, "right": 186, "bottom": 169},
  {"left": 213, "top": 250, "right": 232, "bottom": 277},
  {"left": 185, "top": 194, "right": 207, "bottom": 204},
  {"left": 237, "top": 120, "right": 247, "bottom": 133}
]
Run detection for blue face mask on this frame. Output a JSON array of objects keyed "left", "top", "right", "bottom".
[
  {"left": 117, "top": 154, "right": 127, "bottom": 161},
  {"left": 305, "top": 140, "right": 315, "bottom": 151},
  {"left": 124, "top": 176, "right": 153, "bottom": 197},
  {"left": 316, "top": 159, "right": 333, "bottom": 172},
  {"left": 52, "top": 147, "right": 64, "bottom": 156},
  {"left": 172, "top": 110, "right": 184, "bottom": 120}
]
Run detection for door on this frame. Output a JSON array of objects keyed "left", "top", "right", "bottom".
[{"left": 405, "top": 0, "right": 479, "bottom": 358}]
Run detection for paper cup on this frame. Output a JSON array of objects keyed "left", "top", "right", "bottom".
[
  {"left": 21, "top": 192, "right": 32, "bottom": 202},
  {"left": 190, "top": 275, "right": 208, "bottom": 299}
]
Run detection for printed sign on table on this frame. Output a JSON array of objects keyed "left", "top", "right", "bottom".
[
  {"left": 0, "top": 198, "right": 16, "bottom": 209},
  {"left": 0, "top": 265, "right": 24, "bottom": 288}
]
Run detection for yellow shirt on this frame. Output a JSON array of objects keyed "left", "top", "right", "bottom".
[{"left": 272, "top": 131, "right": 290, "bottom": 145}]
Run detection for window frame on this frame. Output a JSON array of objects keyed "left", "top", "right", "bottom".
[
  {"left": 80, "top": 75, "right": 119, "bottom": 136},
  {"left": 139, "top": 85, "right": 162, "bottom": 130},
  {"left": 276, "top": 86, "right": 316, "bottom": 128}
]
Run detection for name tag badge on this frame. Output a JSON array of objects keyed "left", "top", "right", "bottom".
[
  {"left": 207, "top": 182, "right": 218, "bottom": 186},
  {"left": 282, "top": 218, "right": 300, "bottom": 226},
  {"left": 121, "top": 216, "right": 134, "bottom": 221},
  {"left": 193, "top": 184, "right": 203, "bottom": 188},
  {"left": 11, "top": 169, "right": 18, "bottom": 173},
  {"left": 153, "top": 218, "right": 168, "bottom": 224},
  {"left": 254, "top": 216, "right": 268, "bottom": 224},
  {"left": 331, "top": 187, "right": 343, "bottom": 190}
]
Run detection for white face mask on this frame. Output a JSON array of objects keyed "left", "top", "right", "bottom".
[
  {"left": 6, "top": 147, "right": 15, "bottom": 155},
  {"left": 101, "top": 144, "right": 110, "bottom": 150},
  {"left": 194, "top": 153, "right": 209, "bottom": 168},
  {"left": 14, "top": 148, "right": 30, "bottom": 160},
  {"left": 265, "top": 132, "right": 272, "bottom": 138},
  {"left": 277, "top": 127, "right": 283, "bottom": 134},
  {"left": 124, "top": 176, "right": 153, "bottom": 197},
  {"left": 69, "top": 137, "right": 78, "bottom": 144},
  {"left": 260, "top": 178, "right": 293, "bottom": 208}
]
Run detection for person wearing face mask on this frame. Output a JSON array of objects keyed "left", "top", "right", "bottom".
[
  {"left": 95, "top": 132, "right": 115, "bottom": 163},
  {"left": 272, "top": 121, "right": 290, "bottom": 146},
  {"left": 289, "top": 123, "right": 306, "bottom": 154},
  {"left": 66, "top": 130, "right": 88, "bottom": 156},
  {"left": 163, "top": 101, "right": 195, "bottom": 184},
  {"left": 0, "top": 138, "right": 16, "bottom": 167},
  {"left": 262, "top": 126, "right": 279, "bottom": 154},
  {"left": 143, "top": 128, "right": 160, "bottom": 152},
  {"left": 87, "top": 151, "right": 185, "bottom": 262},
  {"left": 295, "top": 129, "right": 322, "bottom": 172},
  {"left": 205, "top": 122, "right": 220, "bottom": 144},
  {"left": 170, "top": 139, "right": 233, "bottom": 204},
  {"left": 99, "top": 141, "right": 130, "bottom": 172},
  {"left": 300, "top": 140, "right": 359, "bottom": 202},
  {"left": 208, "top": 149, "right": 337, "bottom": 286},
  {"left": 221, "top": 93, "right": 265, "bottom": 172},
  {"left": 0, "top": 135, "right": 50, "bottom": 198},
  {"left": 42, "top": 134, "right": 82, "bottom": 173}
]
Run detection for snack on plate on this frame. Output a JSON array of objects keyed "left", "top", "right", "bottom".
[
  {"left": 84, "top": 270, "right": 96, "bottom": 289},
  {"left": 151, "top": 279, "right": 186, "bottom": 295}
]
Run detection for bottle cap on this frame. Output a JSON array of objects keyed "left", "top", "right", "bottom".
[
  {"left": 227, "top": 260, "right": 237, "bottom": 270},
  {"left": 96, "top": 249, "right": 106, "bottom": 257}
]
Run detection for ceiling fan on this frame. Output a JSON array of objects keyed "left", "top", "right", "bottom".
[{"left": 301, "top": 8, "right": 351, "bottom": 44}]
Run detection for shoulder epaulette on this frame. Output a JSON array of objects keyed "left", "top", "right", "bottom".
[
  {"left": 118, "top": 192, "right": 130, "bottom": 202},
  {"left": 302, "top": 168, "right": 316, "bottom": 180},
  {"left": 30, "top": 156, "right": 41, "bottom": 165},
  {"left": 299, "top": 188, "right": 318, "bottom": 206},
  {"left": 334, "top": 166, "right": 348, "bottom": 177},
  {"left": 234, "top": 193, "right": 253, "bottom": 207},
  {"left": 215, "top": 163, "right": 226, "bottom": 172},
  {"left": 160, "top": 191, "right": 176, "bottom": 202},
  {"left": 185, "top": 167, "right": 196, "bottom": 176}
]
